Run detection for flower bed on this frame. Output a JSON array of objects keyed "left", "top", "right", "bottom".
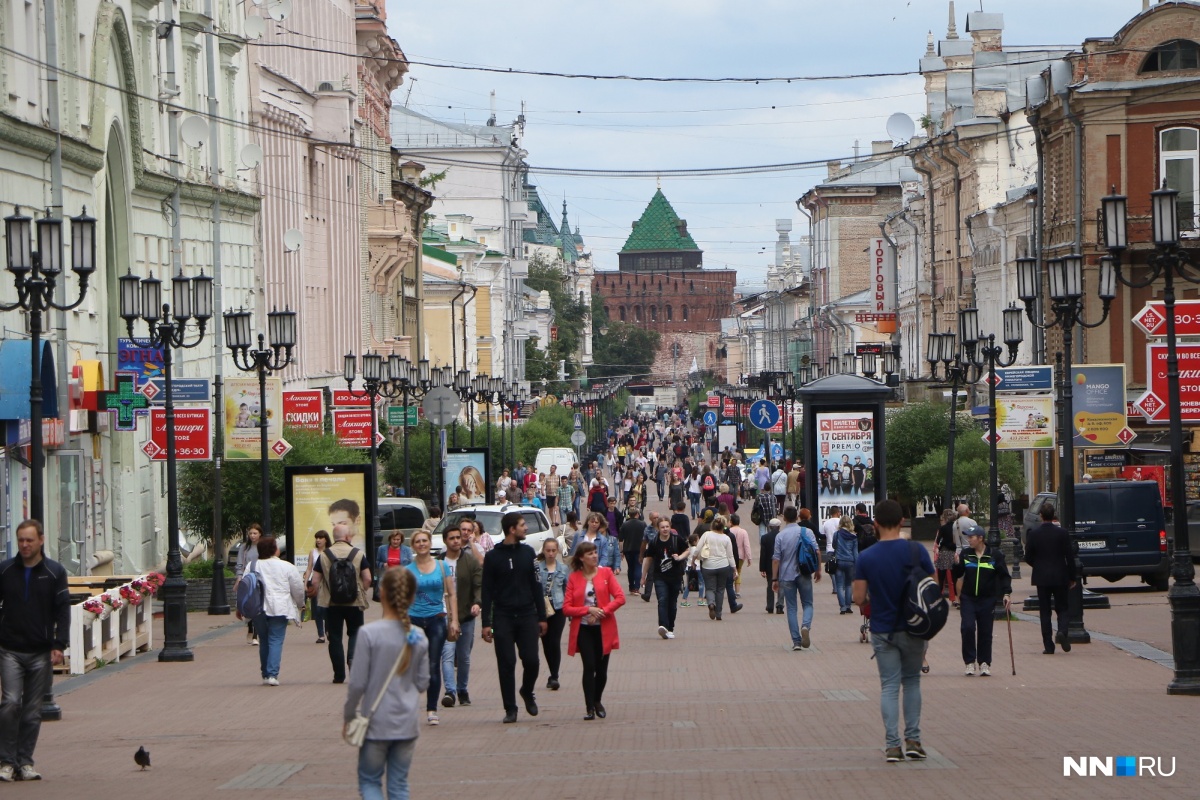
[{"left": 68, "top": 573, "right": 163, "bottom": 674}]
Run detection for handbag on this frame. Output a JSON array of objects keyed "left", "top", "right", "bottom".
[
  {"left": 542, "top": 568, "right": 557, "bottom": 618},
  {"left": 825, "top": 552, "right": 838, "bottom": 574},
  {"left": 344, "top": 634, "right": 409, "bottom": 747}
]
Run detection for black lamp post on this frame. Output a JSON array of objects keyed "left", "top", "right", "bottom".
[
  {"left": 1017, "top": 251, "right": 1115, "bottom": 645},
  {"left": 2, "top": 207, "right": 95, "bottom": 527},
  {"left": 958, "top": 305, "right": 1024, "bottom": 549},
  {"left": 1101, "top": 184, "right": 1200, "bottom": 694},
  {"left": 926, "top": 328, "right": 979, "bottom": 513},
  {"left": 224, "top": 307, "right": 296, "bottom": 540},
  {"left": 119, "top": 264, "right": 213, "bottom": 662},
  {"left": 393, "top": 358, "right": 432, "bottom": 498},
  {"left": 344, "top": 351, "right": 401, "bottom": 560}
]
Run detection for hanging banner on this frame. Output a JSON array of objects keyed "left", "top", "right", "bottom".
[
  {"left": 224, "top": 376, "right": 284, "bottom": 460},
  {"left": 869, "top": 237, "right": 897, "bottom": 332},
  {"left": 144, "top": 408, "right": 212, "bottom": 461},
  {"left": 283, "top": 390, "right": 324, "bottom": 431},
  {"left": 989, "top": 395, "right": 1054, "bottom": 450},
  {"left": 1070, "top": 364, "right": 1135, "bottom": 447},
  {"left": 814, "top": 411, "right": 876, "bottom": 521},
  {"left": 1134, "top": 344, "right": 1200, "bottom": 423}
]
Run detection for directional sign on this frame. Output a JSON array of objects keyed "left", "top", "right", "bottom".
[
  {"left": 702, "top": 410, "right": 718, "bottom": 426},
  {"left": 995, "top": 366, "right": 1054, "bottom": 392},
  {"left": 571, "top": 430, "right": 587, "bottom": 447},
  {"left": 1132, "top": 300, "right": 1200, "bottom": 337},
  {"left": 386, "top": 405, "right": 418, "bottom": 428},
  {"left": 271, "top": 438, "right": 293, "bottom": 458},
  {"left": 421, "top": 387, "right": 462, "bottom": 427},
  {"left": 1137, "top": 343, "right": 1200, "bottom": 422},
  {"left": 748, "top": 399, "right": 780, "bottom": 431},
  {"left": 143, "top": 377, "right": 211, "bottom": 404}
]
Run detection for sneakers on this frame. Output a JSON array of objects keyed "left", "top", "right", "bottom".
[
  {"left": 800, "top": 626, "right": 811, "bottom": 649},
  {"left": 979, "top": 662, "right": 991, "bottom": 677},
  {"left": 697, "top": 599, "right": 708, "bottom": 606},
  {"left": 792, "top": 643, "right": 803, "bottom": 651},
  {"left": 265, "top": 677, "right": 279, "bottom": 686},
  {"left": 427, "top": 712, "right": 440, "bottom": 726},
  {"left": 964, "top": 662, "right": 977, "bottom": 676},
  {"left": 657, "top": 625, "right": 669, "bottom": 639},
  {"left": 251, "top": 637, "right": 259, "bottom": 646},
  {"left": 17, "top": 765, "right": 40, "bottom": 781},
  {"left": 442, "top": 691, "right": 456, "bottom": 707},
  {"left": 665, "top": 631, "right": 675, "bottom": 639},
  {"left": 458, "top": 691, "right": 471, "bottom": 706},
  {"left": 0, "top": 765, "right": 13, "bottom": 782},
  {"left": 262, "top": 678, "right": 271, "bottom": 686},
  {"left": 708, "top": 605, "right": 717, "bottom": 620},
  {"left": 681, "top": 601, "right": 691, "bottom": 607},
  {"left": 885, "top": 747, "right": 904, "bottom": 763},
  {"left": 904, "top": 740, "right": 927, "bottom": 760}
]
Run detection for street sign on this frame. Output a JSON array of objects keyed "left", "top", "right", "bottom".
[
  {"left": 994, "top": 366, "right": 1054, "bottom": 392},
  {"left": 722, "top": 398, "right": 735, "bottom": 418},
  {"left": 1136, "top": 343, "right": 1200, "bottom": 422},
  {"left": 386, "top": 405, "right": 418, "bottom": 428},
  {"left": 571, "top": 430, "right": 587, "bottom": 447},
  {"left": 421, "top": 387, "right": 461, "bottom": 427},
  {"left": 271, "top": 438, "right": 293, "bottom": 458},
  {"left": 331, "top": 389, "right": 371, "bottom": 408},
  {"left": 143, "top": 377, "right": 211, "bottom": 404},
  {"left": 332, "top": 409, "right": 374, "bottom": 447},
  {"left": 1132, "top": 300, "right": 1200, "bottom": 337},
  {"left": 702, "top": 410, "right": 718, "bottom": 426},
  {"left": 748, "top": 399, "right": 780, "bottom": 431},
  {"left": 574, "top": 412, "right": 583, "bottom": 430},
  {"left": 283, "top": 390, "right": 324, "bottom": 431},
  {"left": 707, "top": 394, "right": 720, "bottom": 408},
  {"left": 145, "top": 408, "right": 212, "bottom": 461}
]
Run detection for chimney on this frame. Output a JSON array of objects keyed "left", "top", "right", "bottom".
[
  {"left": 827, "top": 160, "right": 842, "bottom": 178},
  {"left": 872, "top": 140, "right": 893, "bottom": 155},
  {"left": 399, "top": 160, "right": 424, "bottom": 184}
]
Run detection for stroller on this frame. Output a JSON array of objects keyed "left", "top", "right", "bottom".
[{"left": 859, "top": 599, "right": 871, "bottom": 643}]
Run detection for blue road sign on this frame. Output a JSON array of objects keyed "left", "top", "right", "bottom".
[
  {"left": 771, "top": 442, "right": 783, "bottom": 460},
  {"left": 995, "top": 366, "right": 1053, "bottom": 392},
  {"left": 702, "top": 410, "right": 718, "bottom": 426},
  {"left": 748, "top": 399, "right": 780, "bottom": 430}
]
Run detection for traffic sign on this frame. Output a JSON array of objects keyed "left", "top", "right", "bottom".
[
  {"left": 145, "top": 407, "right": 212, "bottom": 461},
  {"left": 1132, "top": 300, "right": 1200, "bottom": 337},
  {"left": 1136, "top": 343, "right": 1200, "bottom": 422},
  {"left": 571, "top": 430, "right": 587, "bottom": 447},
  {"left": 748, "top": 399, "right": 780, "bottom": 430},
  {"left": 702, "top": 410, "right": 718, "bottom": 426},
  {"left": 387, "top": 405, "right": 418, "bottom": 428},
  {"left": 421, "top": 387, "right": 461, "bottom": 427},
  {"left": 574, "top": 412, "right": 583, "bottom": 430},
  {"left": 271, "top": 438, "right": 293, "bottom": 457}
]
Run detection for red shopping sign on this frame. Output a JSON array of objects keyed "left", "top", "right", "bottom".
[{"left": 145, "top": 408, "right": 212, "bottom": 461}]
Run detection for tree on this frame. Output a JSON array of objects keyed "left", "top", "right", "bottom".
[
  {"left": 523, "top": 252, "right": 588, "bottom": 393},
  {"left": 590, "top": 292, "right": 660, "bottom": 380},
  {"left": 907, "top": 419, "right": 1025, "bottom": 521},
  {"left": 884, "top": 401, "right": 954, "bottom": 508}
]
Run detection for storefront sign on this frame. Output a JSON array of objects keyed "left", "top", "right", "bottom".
[
  {"left": 1134, "top": 344, "right": 1200, "bottom": 423},
  {"left": 283, "top": 390, "right": 324, "bottom": 431},
  {"left": 116, "top": 338, "right": 165, "bottom": 381},
  {"left": 332, "top": 408, "right": 381, "bottom": 448},
  {"left": 1132, "top": 300, "right": 1200, "bottom": 337},
  {"left": 144, "top": 408, "right": 212, "bottom": 461}
]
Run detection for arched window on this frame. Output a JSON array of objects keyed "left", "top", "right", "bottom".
[
  {"left": 689, "top": 280, "right": 695, "bottom": 291},
  {"left": 634, "top": 305, "right": 642, "bottom": 322},
  {"left": 1162, "top": 127, "right": 1200, "bottom": 232},
  {"left": 682, "top": 305, "right": 689, "bottom": 321},
  {"left": 603, "top": 305, "right": 610, "bottom": 319},
  {"left": 626, "top": 283, "right": 631, "bottom": 296},
  {"left": 666, "top": 305, "right": 673, "bottom": 321},
  {"left": 1142, "top": 40, "right": 1200, "bottom": 73},
  {"left": 650, "top": 305, "right": 658, "bottom": 322},
  {"left": 619, "top": 307, "right": 626, "bottom": 321}
]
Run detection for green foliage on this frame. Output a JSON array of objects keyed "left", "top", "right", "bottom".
[
  {"left": 884, "top": 401, "right": 953, "bottom": 504},
  {"left": 419, "top": 168, "right": 448, "bottom": 190},
  {"left": 907, "top": 418, "right": 1025, "bottom": 517},
  {"left": 182, "top": 559, "right": 228, "bottom": 580},
  {"left": 590, "top": 291, "right": 660, "bottom": 380},
  {"left": 524, "top": 253, "right": 589, "bottom": 393}
]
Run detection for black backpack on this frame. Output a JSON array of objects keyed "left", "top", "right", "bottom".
[
  {"left": 857, "top": 522, "right": 878, "bottom": 550},
  {"left": 327, "top": 547, "right": 361, "bottom": 605},
  {"left": 901, "top": 541, "right": 949, "bottom": 640}
]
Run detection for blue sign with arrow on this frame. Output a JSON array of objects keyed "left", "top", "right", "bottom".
[{"left": 748, "top": 399, "right": 780, "bottom": 430}]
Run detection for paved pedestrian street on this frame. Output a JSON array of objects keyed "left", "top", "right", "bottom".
[{"left": 39, "top": 538, "right": 1198, "bottom": 799}]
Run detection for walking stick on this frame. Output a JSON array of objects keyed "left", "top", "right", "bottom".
[{"left": 1006, "top": 607, "right": 1016, "bottom": 676}]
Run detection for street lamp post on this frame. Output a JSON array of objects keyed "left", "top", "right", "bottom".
[
  {"left": 344, "top": 351, "right": 403, "bottom": 561},
  {"left": 926, "top": 329, "right": 979, "bottom": 513},
  {"left": 959, "top": 305, "right": 1024, "bottom": 549},
  {"left": 119, "top": 264, "right": 214, "bottom": 662},
  {"left": 1101, "top": 185, "right": 1200, "bottom": 694},
  {"left": 2, "top": 207, "right": 96, "bottom": 526},
  {"left": 1018, "top": 252, "right": 1115, "bottom": 645},
  {"left": 224, "top": 307, "right": 297, "bottom": 538}
]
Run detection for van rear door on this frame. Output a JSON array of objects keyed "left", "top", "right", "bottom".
[
  {"left": 1073, "top": 486, "right": 1113, "bottom": 572},
  {"left": 1109, "top": 482, "right": 1164, "bottom": 571}
]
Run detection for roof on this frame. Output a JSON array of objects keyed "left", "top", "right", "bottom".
[
  {"left": 620, "top": 190, "right": 701, "bottom": 253},
  {"left": 522, "top": 183, "right": 584, "bottom": 263},
  {"left": 390, "top": 105, "right": 516, "bottom": 150},
  {"left": 422, "top": 244, "right": 458, "bottom": 266},
  {"left": 821, "top": 153, "right": 919, "bottom": 188}
]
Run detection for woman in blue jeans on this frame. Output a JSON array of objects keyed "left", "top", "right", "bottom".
[
  {"left": 833, "top": 516, "right": 860, "bottom": 614},
  {"left": 405, "top": 531, "right": 458, "bottom": 726},
  {"left": 243, "top": 536, "right": 305, "bottom": 685}
]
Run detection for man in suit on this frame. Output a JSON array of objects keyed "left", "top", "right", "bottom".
[{"left": 1023, "top": 502, "right": 1076, "bottom": 654}]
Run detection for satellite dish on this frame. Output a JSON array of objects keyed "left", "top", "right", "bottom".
[
  {"left": 244, "top": 15, "right": 266, "bottom": 40},
  {"left": 239, "top": 143, "right": 264, "bottom": 169},
  {"left": 283, "top": 229, "right": 303, "bottom": 252},
  {"left": 267, "top": 0, "right": 292, "bottom": 21},
  {"left": 180, "top": 115, "right": 208, "bottom": 149},
  {"left": 886, "top": 113, "right": 916, "bottom": 145}
]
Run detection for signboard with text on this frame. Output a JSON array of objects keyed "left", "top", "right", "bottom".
[
  {"left": 116, "top": 338, "right": 165, "bottom": 381},
  {"left": 332, "top": 408, "right": 380, "bottom": 448},
  {"left": 989, "top": 395, "right": 1054, "bottom": 450},
  {"left": 1071, "top": 364, "right": 1135, "bottom": 447},
  {"left": 331, "top": 389, "right": 371, "bottom": 408},
  {"left": 1134, "top": 344, "right": 1200, "bottom": 423},
  {"left": 283, "top": 390, "right": 324, "bottom": 431},
  {"left": 869, "top": 237, "right": 897, "bottom": 332},
  {"left": 1132, "top": 300, "right": 1200, "bottom": 337},
  {"left": 144, "top": 408, "right": 212, "bottom": 461},
  {"left": 995, "top": 365, "right": 1054, "bottom": 392},
  {"left": 224, "top": 376, "right": 284, "bottom": 459},
  {"left": 815, "top": 411, "right": 876, "bottom": 522}
]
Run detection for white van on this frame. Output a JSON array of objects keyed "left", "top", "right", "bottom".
[{"left": 535, "top": 447, "right": 577, "bottom": 479}]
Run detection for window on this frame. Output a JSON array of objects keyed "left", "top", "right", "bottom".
[
  {"left": 682, "top": 305, "right": 689, "bottom": 321},
  {"left": 603, "top": 305, "right": 610, "bottom": 319},
  {"left": 1142, "top": 40, "right": 1200, "bottom": 73},
  {"left": 634, "top": 305, "right": 642, "bottom": 322},
  {"left": 650, "top": 305, "right": 657, "bottom": 322},
  {"left": 1161, "top": 127, "right": 1200, "bottom": 232},
  {"left": 666, "top": 305, "right": 673, "bottom": 321},
  {"left": 619, "top": 307, "right": 627, "bottom": 321}
]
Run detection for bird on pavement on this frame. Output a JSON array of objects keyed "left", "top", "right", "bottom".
[{"left": 135, "top": 746, "right": 151, "bottom": 771}]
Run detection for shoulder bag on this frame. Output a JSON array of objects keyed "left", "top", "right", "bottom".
[{"left": 344, "top": 633, "right": 409, "bottom": 747}]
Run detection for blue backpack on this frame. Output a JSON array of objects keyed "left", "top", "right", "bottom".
[
  {"left": 796, "top": 529, "right": 820, "bottom": 577},
  {"left": 236, "top": 568, "right": 266, "bottom": 619}
]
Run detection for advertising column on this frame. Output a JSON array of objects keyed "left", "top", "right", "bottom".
[{"left": 814, "top": 411, "right": 876, "bottom": 521}]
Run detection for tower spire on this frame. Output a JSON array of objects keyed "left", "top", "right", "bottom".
[
  {"left": 947, "top": 1, "right": 958, "bottom": 39},
  {"left": 926, "top": 30, "right": 935, "bottom": 55}
]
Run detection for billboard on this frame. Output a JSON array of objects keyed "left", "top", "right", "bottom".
[
  {"left": 1070, "top": 364, "right": 1134, "bottom": 447},
  {"left": 991, "top": 395, "right": 1054, "bottom": 450},
  {"left": 1134, "top": 344, "right": 1200, "bottom": 423},
  {"left": 284, "top": 464, "right": 372, "bottom": 572},
  {"left": 283, "top": 390, "right": 324, "bottom": 431},
  {"left": 814, "top": 411, "right": 876, "bottom": 520},
  {"left": 224, "top": 376, "right": 283, "bottom": 460},
  {"left": 443, "top": 447, "right": 491, "bottom": 507}
]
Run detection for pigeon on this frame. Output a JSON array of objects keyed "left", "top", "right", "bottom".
[{"left": 135, "top": 746, "right": 151, "bottom": 771}]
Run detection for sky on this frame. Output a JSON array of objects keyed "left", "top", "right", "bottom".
[{"left": 384, "top": 0, "right": 1152, "bottom": 286}]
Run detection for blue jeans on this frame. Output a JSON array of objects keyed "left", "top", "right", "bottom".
[
  {"left": 440, "top": 617, "right": 476, "bottom": 696},
  {"left": 358, "top": 737, "right": 416, "bottom": 800},
  {"left": 624, "top": 551, "right": 643, "bottom": 591},
  {"left": 308, "top": 597, "right": 326, "bottom": 638},
  {"left": 681, "top": 568, "right": 704, "bottom": 600},
  {"left": 0, "top": 649, "right": 52, "bottom": 767},
  {"left": 689, "top": 492, "right": 701, "bottom": 517},
  {"left": 411, "top": 615, "right": 447, "bottom": 712},
  {"left": 254, "top": 615, "right": 290, "bottom": 679},
  {"left": 835, "top": 564, "right": 855, "bottom": 612},
  {"left": 779, "top": 576, "right": 813, "bottom": 645},
  {"left": 870, "top": 631, "right": 925, "bottom": 748}
]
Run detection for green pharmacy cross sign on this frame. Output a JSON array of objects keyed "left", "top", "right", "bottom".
[{"left": 101, "top": 373, "right": 150, "bottom": 430}]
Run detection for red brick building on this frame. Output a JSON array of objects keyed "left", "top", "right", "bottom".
[{"left": 592, "top": 190, "right": 736, "bottom": 378}]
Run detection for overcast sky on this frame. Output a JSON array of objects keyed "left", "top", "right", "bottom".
[{"left": 384, "top": 0, "right": 1152, "bottom": 285}]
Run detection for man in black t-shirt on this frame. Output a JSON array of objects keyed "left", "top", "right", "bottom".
[
  {"left": 618, "top": 508, "right": 647, "bottom": 592},
  {"left": 641, "top": 516, "right": 690, "bottom": 639}
]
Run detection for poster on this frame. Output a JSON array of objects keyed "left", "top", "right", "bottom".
[
  {"left": 814, "top": 411, "right": 875, "bottom": 520},
  {"left": 444, "top": 448, "right": 490, "bottom": 507},
  {"left": 993, "top": 395, "right": 1054, "bottom": 450},
  {"left": 1122, "top": 465, "right": 1168, "bottom": 507},
  {"left": 1071, "top": 364, "right": 1130, "bottom": 447},
  {"left": 284, "top": 465, "right": 371, "bottom": 572},
  {"left": 224, "top": 376, "right": 283, "bottom": 460}
]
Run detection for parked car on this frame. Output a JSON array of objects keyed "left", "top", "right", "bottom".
[
  {"left": 428, "top": 503, "right": 557, "bottom": 557},
  {"left": 376, "top": 497, "right": 429, "bottom": 545},
  {"left": 1023, "top": 482, "right": 1169, "bottom": 590}
]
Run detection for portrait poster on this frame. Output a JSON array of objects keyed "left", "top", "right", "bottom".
[
  {"left": 814, "top": 411, "right": 876, "bottom": 521},
  {"left": 284, "top": 464, "right": 371, "bottom": 571},
  {"left": 224, "top": 376, "right": 283, "bottom": 460},
  {"left": 444, "top": 448, "right": 491, "bottom": 507}
]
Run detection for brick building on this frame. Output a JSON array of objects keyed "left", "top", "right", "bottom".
[{"left": 592, "top": 190, "right": 736, "bottom": 379}]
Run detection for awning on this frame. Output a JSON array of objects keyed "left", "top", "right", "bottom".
[{"left": 0, "top": 339, "right": 58, "bottom": 420}]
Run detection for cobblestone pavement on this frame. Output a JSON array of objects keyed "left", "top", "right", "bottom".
[{"left": 32, "top": 487, "right": 1199, "bottom": 799}]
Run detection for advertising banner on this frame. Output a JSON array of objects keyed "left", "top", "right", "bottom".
[
  {"left": 1070, "top": 364, "right": 1135, "bottom": 447},
  {"left": 444, "top": 448, "right": 491, "bottom": 507},
  {"left": 332, "top": 389, "right": 371, "bottom": 408},
  {"left": 284, "top": 464, "right": 370, "bottom": 572},
  {"left": 869, "top": 237, "right": 897, "bottom": 332},
  {"left": 116, "top": 338, "right": 165, "bottom": 382},
  {"left": 332, "top": 408, "right": 376, "bottom": 448},
  {"left": 283, "top": 390, "right": 324, "bottom": 431},
  {"left": 1132, "top": 300, "right": 1200, "bottom": 337},
  {"left": 990, "top": 395, "right": 1054, "bottom": 450},
  {"left": 224, "top": 376, "right": 284, "bottom": 460},
  {"left": 144, "top": 408, "right": 212, "bottom": 461},
  {"left": 814, "top": 411, "right": 876, "bottom": 520},
  {"left": 1134, "top": 344, "right": 1200, "bottom": 423}
]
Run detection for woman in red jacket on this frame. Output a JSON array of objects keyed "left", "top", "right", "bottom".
[{"left": 563, "top": 541, "right": 626, "bottom": 720}]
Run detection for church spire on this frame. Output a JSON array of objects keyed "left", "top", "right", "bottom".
[{"left": 947, "top": 1, "right": 958, "bottom": 39}]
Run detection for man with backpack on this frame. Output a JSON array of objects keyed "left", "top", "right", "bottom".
[
  {"left": 771, "top": 507, "right": 821, "bottom": 651},
  {"left": 310, "top": 522, "right": 372, "bottom": 684},
  {"left": 853, "top": 502, "right": 878, "bottom": 550},
  {"left": 852, "top": 499, "right": 936, "bottom": 763},
  {"left": 952, "top": 524, "right": 1012, "bottom": 677}
]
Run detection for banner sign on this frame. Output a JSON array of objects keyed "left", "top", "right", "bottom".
[
  {"left": 443, "top": 448, "right": 491, "bottom": 507},
  {"left": 332, "top": 408, "right": 378, "bottom": 448},
  {"left": 988, "top": 395, "right": 1054, "bottom": 450},
  {"left": 1087, "top": 453, "right": 1129, "bottom": 469},
  {"left": 143, "top": 377, "right": 210, "bottom": 404},
  {"left": 869, "top": 237, "right": 896, "bottom": 316},
  {"left": 224, "top": 376, "right": 284, "bottom": 460},
  {"left": 1071, "top": 364, "right": 1135, "bottom": 447},
  {"left": 285, "top": 464, "right": 371, "bottom": 570},
  {"left": 144, "top": 407, "right": 212, "bottom": 461},
  {"left": 283, "top": 390, "right": 324, "bottom": 431},
  {"left": 1134, "top": 344, "right": 1200, "bottom": 423},
  {"left": 332, "top": 389, "right": 371, "bottom": 408},
  {"left": 116, "top": 338, "right": 165, "bottom": 381},
  {"left": 1131, "top": 300, "right": 1200, "bottom": 337},
  {"left": 994, "top": 365, "right": 1054, "bottom": 392},
  {"left": 814, "top": 411, "right": 875, "bottom": 521}
]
